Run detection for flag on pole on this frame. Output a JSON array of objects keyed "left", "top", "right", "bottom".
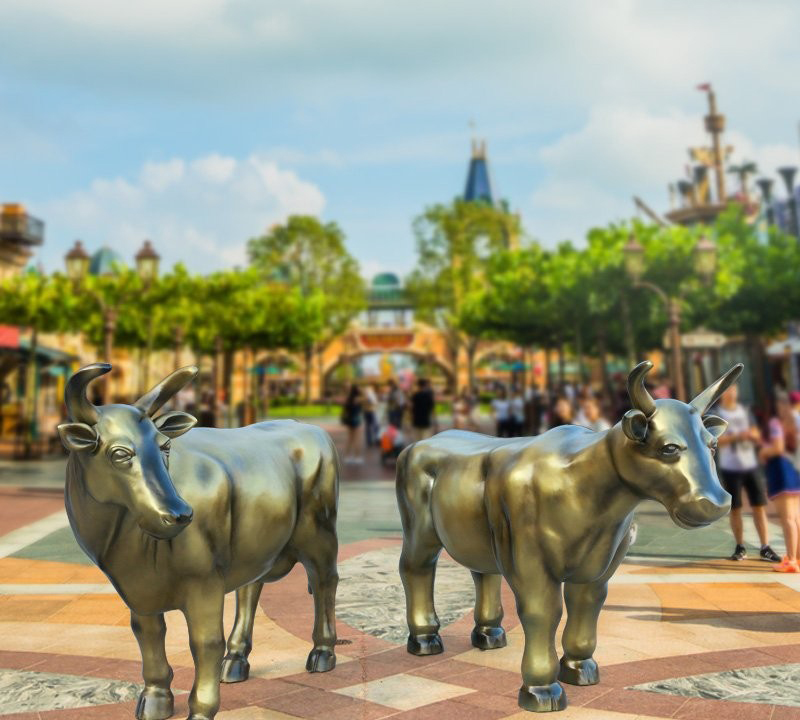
[{"left": 697, "top": 83, "right": 711, "bottom": 92}]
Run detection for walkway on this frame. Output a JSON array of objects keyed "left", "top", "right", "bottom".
[{"left": 0, "top": 421, "right": 797, "bottom": 719}]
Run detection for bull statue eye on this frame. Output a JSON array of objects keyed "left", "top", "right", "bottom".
[
  {"left": 660, "top": 443, "right": 681, "bottom": 458},
  {"left": 109, "top": 447, "right": 135, "bottom": 465}
]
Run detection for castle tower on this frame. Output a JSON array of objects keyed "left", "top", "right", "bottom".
[{"left": 464, "top": 139, "right": 493, "bottom": 204}]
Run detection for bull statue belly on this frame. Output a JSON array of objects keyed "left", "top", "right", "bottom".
[
  {"left": 397, "top": 361, "right": 740, "bottom": 712},
  {"left": 58, "top": 364, "right": 339, "bottom": 720}
]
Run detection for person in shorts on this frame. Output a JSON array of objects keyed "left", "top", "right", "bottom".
[{"left": 717, "top": 384, "right": 780, "bottom": 562}]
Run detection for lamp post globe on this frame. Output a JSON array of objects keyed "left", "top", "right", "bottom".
[
  {"left": 693, "top": 234, "right": 717, "bottom": 283},
  {"left": 622, "top": 233, "right": 645, "bottom": 282},
  {"left": 135, "top": 239, "right": 160, "bottom": 285},
  {"left": 65, "top": 240, "right": 90, "bottom": 285}
]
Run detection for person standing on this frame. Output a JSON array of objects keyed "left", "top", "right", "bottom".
[
  {"left": 363, "top": 384, "right": 379, "bottom": 447},
  {"left": 509, "top": 388, "right": 525, "bottom": 437},
  {"left": 549, "top": 396, "right": 573, "bottom": 429},
  {"left": 387, "top": 379, "right": 406, "bottom": 429},
  {"left": 341, "top": 384, "right": 364, "bottom": 464},
  {"left": 410, "top": 378, "right": 435, "bottom": 442},
  {"left": 576, "top": 396, "right": 611, "bottom": 433},
  {"left": 760, "top": 390, "right": 800, "bottom": 572},
  {"left": 717, "top": 384, "right": 780, "bottom": 562},
  {"left": 491, "top": 386, "right": 511, "bottom": 437}
]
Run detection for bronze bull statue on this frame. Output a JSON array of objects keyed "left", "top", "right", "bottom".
[
  {"left": 57, "top": 364, "right": 339, "bottom": 720},
  {"left": 397, "top": 361, "right": 738, "bottom": 712}
]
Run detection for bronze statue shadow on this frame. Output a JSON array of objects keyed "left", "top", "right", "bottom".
[{"left": 605, "top": 604, "right": 800, "bottom": 633}]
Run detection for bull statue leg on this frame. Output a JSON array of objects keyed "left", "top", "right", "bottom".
[
  {"left": 509, "top": 573, "right": 566, "bottom": 712},
  {"left": 131, "top": 612, "right": 174, "bottom": 720},
  {"left": 183, "top": 582, "right": 226, "bottom": 720},
  {"left": 398, "top": 499, "right": 444, "bottom": 654},
  {"left": 296, "top": 517, "right": 339, "bottom": 672},
  {"left": 470, "top": 571, "right": 506, "bottom": 650},
  {"left": 559, "top": 528, "right": 632, "bottom": 687},
  {"left": 221, "top": 582, "right": 264, "bottom": 683}
]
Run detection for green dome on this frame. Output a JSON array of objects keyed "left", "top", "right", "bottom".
[
  {"left": 372, "top": 272, "right": 401, "bottom": 288},
  {"left": 89, "top": 246, "right": 125, "bottom": 276}
]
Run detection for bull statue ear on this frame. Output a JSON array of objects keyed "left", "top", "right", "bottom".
[
  {"left": 153, "top": 411, "right": 197, "bottom": 438},
  {"left": 703, "top": 414, "right": 728, "bottom": 438},
  {"left": 57, "top": 422, "right": 99, "bottom": 453},
  {"left": 622, "top": 409, "right": 649, "bottom": 443},
  {"left": 691, "top": 363, "right": 744, "bottom": 415}
]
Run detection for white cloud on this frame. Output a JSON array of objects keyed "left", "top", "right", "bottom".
[
  {"left": 38, "top": 153, "right": 325, "bottom": 273},
  {"left": 141, "top": 159, "right": 185, "bottom": 192},
  {"left": 191, "top": 154, "right": 237, "bottom": 184}
]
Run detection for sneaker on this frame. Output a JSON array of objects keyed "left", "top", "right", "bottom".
[
  {"left": 773, "top": 556, "right": 799, "bottom": 573},
  {"left": 729, "top": 544, "right": 747, "bottom": 561},
  {"left": 760, "top": 545, "right": 782, "bottom": 562}
]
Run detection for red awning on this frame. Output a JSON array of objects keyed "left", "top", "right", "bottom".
[{"left": 0, "top": 325, "right": 19, "bottom": 349}]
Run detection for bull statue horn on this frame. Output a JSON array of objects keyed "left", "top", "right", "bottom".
[
  {"left": 65, "top": 363, "right": 111, "bottom": 424},
  {"left": 135, "top": 366, "right": 199, "bottom": 418},
  {"left": 691, "top": 363, "right": 744, "bottom": 416},
  {"left": 627, "top": 361, "right": 656, "bottom": 418}
]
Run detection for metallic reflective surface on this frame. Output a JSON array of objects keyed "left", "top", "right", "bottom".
[
  {"left": 396, "top": 361, "right": 740, "bottom": 713},
  {"left": 58, "top": 364, "right": 339, "bottom": 720}
]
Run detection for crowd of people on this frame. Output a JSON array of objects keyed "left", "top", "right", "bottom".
[
  {"left": 717, "top": 384, "right": 800, "bottom": 572},
  {"left": 339, "top": 378, "right": 437, "bottom": 464},
  {"left": 338, "top": 374, "right": 800, "bottom": 572}
]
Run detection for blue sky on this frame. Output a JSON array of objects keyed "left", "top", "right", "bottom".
[{"left": 2, "top": 0, "right": 800, "bottom": 279}]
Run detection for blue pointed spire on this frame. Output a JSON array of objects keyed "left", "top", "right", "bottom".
[{"left": 464, "top": 139, "right": 493, "bottom": 204}]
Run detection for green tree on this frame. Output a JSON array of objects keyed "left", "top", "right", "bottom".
[
  {"left": 247, "top": 216, "right": 365, "bottom": 402},
  {"left": 0, "top": 271, "right": 79, "bottom": 450},
  {"left": 407, "top": 198, "right": 521, "bottom": 389}
]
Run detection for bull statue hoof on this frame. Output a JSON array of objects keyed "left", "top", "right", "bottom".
[
  {"left": 220, "top": 654, "right": 250, "bottom": 683},
  {"left": 559, "top": 656, "right": 599, "bottom": 686},
  {"left": 407, "top": 632, "right": 444, "bottom": 656},
  {"left": 306, "top": 647, "right": 336, "bottom": 672},
  {"left": 471, "top": 625, "right": 507, "bottom": 650},
  {"left": 518, "top": 682, "right": 567, "bottom": 712},
  {"left": 135, "top": 687, "right": 174, "bottom": 720}
]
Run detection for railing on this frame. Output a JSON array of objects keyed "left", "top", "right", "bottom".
[{"left": 0, "top": 208, "right": 44, "bottom": 245}]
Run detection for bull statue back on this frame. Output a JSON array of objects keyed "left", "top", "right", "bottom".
[
  {"left": 58, "top": 363, "right": 339, "bottom": 720},
  {"left": 396, "top": 361, "right": 739, "bottom": 713}
]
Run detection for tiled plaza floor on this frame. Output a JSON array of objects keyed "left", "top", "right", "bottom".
[{"left": 1, "top": 422, "right": 800, "bottom": 718}]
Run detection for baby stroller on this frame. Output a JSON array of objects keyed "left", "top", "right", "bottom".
[{"left": 380, "top": 423, "right": 406, "bottom": 467}]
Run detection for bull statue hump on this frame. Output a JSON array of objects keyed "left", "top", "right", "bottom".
[
  {"left": 397, "top": 361, "right": 741, "bottom": 713},
  {"left": 58, "top": 364, "right": 340, "bottom": 720}
]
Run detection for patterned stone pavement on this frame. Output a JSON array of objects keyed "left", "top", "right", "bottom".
[{"left": 1, "top": 422, "right": 800, "bottom": 719}]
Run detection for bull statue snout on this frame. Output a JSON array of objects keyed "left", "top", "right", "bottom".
[
  {"left": 160, "top": 506, "right": 193, "bottom": 528},
  {"left": 671, "top": 492, "right": 731, "bottom": 529}
]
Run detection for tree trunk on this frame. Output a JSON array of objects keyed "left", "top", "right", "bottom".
[
  {"left": 173, "top": 326, "right": 184, "bottom": 371},
  {"left": 303, "top": 344, "right": 313, "bottom": 405},
  {"left": 143, "top": 315, "right": 154, "bottom": 393},
  {"left": 746, "top": 333, "right": 768, "bottom": 418},
  {"left": 224, "top": 349, "right": 234, "bottom": 427},
  {"left": 557, "top": 335, "right": 565, "bottom": 388},
  {"left": 466, "top": 337, "right": 478, "bottom": 392},
  {"left": 212, "top": 335, "right": 222, "bottom": 424},
  {"left": 22, "top": 328, "right": 38, "bottom": 457},
  {"left": 574, "top": 325, "right": 585, "bottom": 386},
  {"left": 544, "top": 346, "right": 553, "bottom": 396},
  {"left": 620, "top": 291, "right": 637, "bottom": 366},
  {"left": 597, "top": 323, "right": 612, "bottom": 405}
]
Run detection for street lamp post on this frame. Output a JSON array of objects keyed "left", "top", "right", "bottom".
[
  {"left": 134, "top": 240, "right": 160, "bottom": 389},
  {"left": 778, "top": 167, "right": 799, "bottom": 239},
  {"left": 756, "top": 178, "right": 775, "bottom": 226},
  {"left": 623, "top": 233, "right": 717, "bottom": 402},
  {"left": 65, "top": 239, "right": 159, "bottom": 405}
]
